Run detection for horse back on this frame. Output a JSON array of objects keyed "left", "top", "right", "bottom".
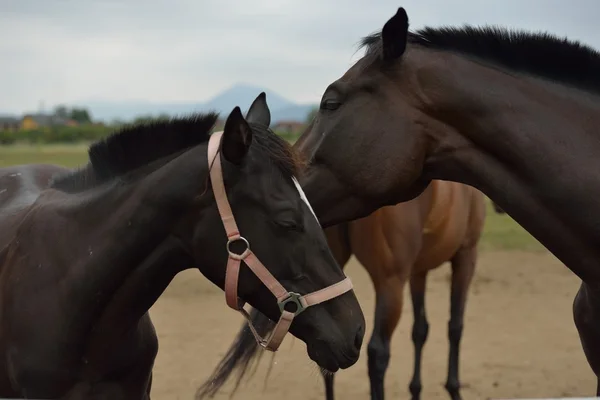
[
  {"left": 0, "top": 164, "right": 69, "bottom": 247},
  {"left": 324, "top": 181, "right": 486, "bottom": 277}
]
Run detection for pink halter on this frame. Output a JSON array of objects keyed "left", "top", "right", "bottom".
[{"left": 207, "top": 131, "right": 354, "bottom": 351}]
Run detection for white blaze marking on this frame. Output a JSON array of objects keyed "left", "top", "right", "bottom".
[{"left": 292, "top": 177, "right": 319, "bottom": 224}]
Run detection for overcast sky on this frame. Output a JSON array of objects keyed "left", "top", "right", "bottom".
[{"left": 2, "top": 0, "right": 599, "bottom": 113}]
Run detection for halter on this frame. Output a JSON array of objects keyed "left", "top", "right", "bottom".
[{"left": 207, "top": 131, "right": 354, "bottom": 351}]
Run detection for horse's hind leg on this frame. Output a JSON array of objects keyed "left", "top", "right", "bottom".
[
  {"left": 408, "top": 271, "right": 429, "bottom": 400},
  {"left": 367, "top": 274, "right": 406, "bottom": 400},
  {"left": 444, "top": 246, "right": 477, "bottom": 400}
]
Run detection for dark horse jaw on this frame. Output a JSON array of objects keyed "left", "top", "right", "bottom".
[{"left": 307, "top": 340, "right": 360, "bottom": 372}]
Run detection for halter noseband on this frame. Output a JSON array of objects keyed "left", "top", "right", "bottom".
[{"left": 207, "top": 131, "right": 353, "bottom": 351}]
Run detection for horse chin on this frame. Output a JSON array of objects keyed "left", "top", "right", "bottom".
[
  {"left": 307, "top": 348, "right": 340, "bottom": 373},
  {"left": 320, "top": 366, "right": 336, "bottom": 377},
  {"left": 305, "top": 339, "right": 357, "bottom": 372}
]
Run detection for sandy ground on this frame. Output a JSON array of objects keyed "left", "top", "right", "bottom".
[{"left": 148, "top": 250, "right": 595, "bottom": 400}]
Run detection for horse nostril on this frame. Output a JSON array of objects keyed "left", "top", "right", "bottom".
[{"left": 354, "top": 324, "right": 365, "bottom": 351}]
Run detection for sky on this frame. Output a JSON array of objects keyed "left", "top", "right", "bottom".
[{"left": 2, "top": 0, "right": 600, "bottom": 113}]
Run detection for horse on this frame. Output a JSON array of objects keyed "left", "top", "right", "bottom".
[
  {"left": 198, "top": 179, "right": 486, "bottom": 400},
  {"left": 0, "top": 93, "right": 365, "bottom": 399},
  {"left": 320, "top": 182, "right": 486, "bottom": 400},
  {"left": 292, "top": 7, "right": 600, "bottom": 395}
]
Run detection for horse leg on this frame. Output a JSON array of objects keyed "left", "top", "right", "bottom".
[
  {"left": 146, "top": 372, "right": 153, "bottom": 399},
  {"left": 445, "top": 247, "right": 476, "bottom": 400},
  {"left": 119, "top": 321, "right": 156, "bottom": 400},
  {"left": 321, "top": 223, "right": 352, "bottom": 400},
  {"left": 573, "top": 281, "right": 600, "bottom": 395},
  {"left": 321, "top": 373, "right": 334, "bottom": 400},
  {"left": 408, "top": 271, "right": 429, "bottom": 400},
  {"left": 367, "top": 275, "right": 406, "bottom": 400}
]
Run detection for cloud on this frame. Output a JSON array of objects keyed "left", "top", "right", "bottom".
[{"left": 1, "top": 0, "right": 600, "bottom": 113}]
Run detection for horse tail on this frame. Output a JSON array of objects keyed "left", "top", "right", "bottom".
[{"left": 196, "top": 308, "right": 276, "bottom": 399}]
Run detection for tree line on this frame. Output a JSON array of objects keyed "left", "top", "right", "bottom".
[
  {"left": 0, "top": 105, "right": 320, "bottom": 145},
  {"left": 52, "top": 105, "right": 93, "bottom": 124}
]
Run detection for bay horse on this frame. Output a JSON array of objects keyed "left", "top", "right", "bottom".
[
  {"left": 321, "top": 182, "right": 485, "bottom": 400},
  {"left": 0, "top": 93, "right": 365, "bottom": 399},
  {"left": 293, "top": 6, "right": 600, "bottom": 395},
  {"left": 198, "top": 179, "right": 486, "bottom": 400}
]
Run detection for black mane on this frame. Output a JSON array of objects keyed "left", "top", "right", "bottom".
[
  {"left": 90, "top": 113, "right": 220, "bottom": 181},
  {"left": 361, "top": 25, "right": 600, "bottom": 94},
  {"left": 51, "top": 112, "right": 301, "bottom": 193},
  {"left": 51, "top": 113, "right": 219, "bottom": 192}
]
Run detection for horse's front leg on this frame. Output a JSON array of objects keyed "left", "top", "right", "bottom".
[{"left": 573, "top": 281, "right": 600, "bottom": 395}]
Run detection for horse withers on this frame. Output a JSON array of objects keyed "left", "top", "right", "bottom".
[{"left": 0, "top": 93, "right": 364, "bottom": 399}]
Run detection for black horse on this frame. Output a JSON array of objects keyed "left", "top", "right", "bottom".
[{"left": 0, "top": 94, "right": 365, "bottom": 399}]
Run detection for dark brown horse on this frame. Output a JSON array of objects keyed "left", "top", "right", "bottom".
[
  {"left": 0, "top": 94, "right": 365, "bottom": 399},
  {"left": 293, "top": 7, "right": 600, "bottom": 395},
  {"left": 198, "top": 179, "right": 485, "bottom": 400}
]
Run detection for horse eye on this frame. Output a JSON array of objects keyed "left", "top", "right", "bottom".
[{"left": 319, "top": 99, "right": 341, "bottom": 111}]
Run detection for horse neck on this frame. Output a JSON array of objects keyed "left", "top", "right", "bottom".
[
  {"left": 82, "top": 235, "right": 195, "bottom": 373},
  {"left": 48, "top": 144, "right": 211, "bottom": 321},
  {"left": 418, "top": 52, "right": 600, "bottom": 283}
]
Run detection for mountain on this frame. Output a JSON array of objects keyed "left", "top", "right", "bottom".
[
  {"left": 203, "top": 83, "right": 295, "bottom": 114},
  {"left": 73, "top": 83, "right": 317, "bottom": 124}
]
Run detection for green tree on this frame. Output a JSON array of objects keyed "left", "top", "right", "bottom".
[
  {"left": 53, "top": 105, "right": 70, "bottom": 119},
  {"left": 70, "top": 108, "right": 92, "bottom": 124}
]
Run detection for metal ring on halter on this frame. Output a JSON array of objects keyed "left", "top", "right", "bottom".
[
  {"left": 226, "top": 236, "right": 251, "bottom": 260},
  {"left": 278, "top": 292, "right": 306, "bottom": 316}
]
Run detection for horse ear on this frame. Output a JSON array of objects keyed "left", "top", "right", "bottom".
[
  {"left": 246, "top": 92, "right": 271, "bottom": 127},
  {"left": 221, "top": 106, "right": 253, "bottom": 165},
  {"left": 381, "top": 7, "right": 409, "bottom": 62}
]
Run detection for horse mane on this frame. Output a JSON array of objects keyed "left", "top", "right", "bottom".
[
  {"left": 51, "top": 112, "right": 302, "bottom": 192},
  {"left": 360, "top": 25, "right": 600, "bottom": 95}
]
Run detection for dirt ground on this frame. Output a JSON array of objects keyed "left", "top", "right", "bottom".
[{"left": 148, "top": 250, "right": 594, "bottom": 400}]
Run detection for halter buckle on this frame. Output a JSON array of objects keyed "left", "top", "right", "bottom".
[
  {"left": 226, "top": 236, "right": 250, "bottom": 260},
  {"left": 278, "top": 292, "right": 306, "bottom": 316}
]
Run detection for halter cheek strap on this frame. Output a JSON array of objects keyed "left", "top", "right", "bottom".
[{"left": 207, "top": 131, "right": 354, "bottom": 351}]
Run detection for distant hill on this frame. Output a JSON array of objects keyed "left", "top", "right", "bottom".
[{"left": 71, "top": 83, "right": 317, "bottom": 124}]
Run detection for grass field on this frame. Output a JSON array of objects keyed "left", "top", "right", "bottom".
[
  {"left": 0, "top": 143, "right": 90, "bottom": 168},
  {"left": 0, "top": 143, "right": 545, "bottom": 253}
]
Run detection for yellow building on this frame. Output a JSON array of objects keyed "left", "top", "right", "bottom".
[
  {"left": 0, "top": 113, "right": 80, "bottom": 134},
  {"left": 21, "top": 114, "right": 48, "bottom": 130}
]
